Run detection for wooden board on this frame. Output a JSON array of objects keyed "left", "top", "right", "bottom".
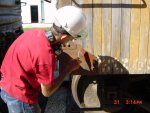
[
  {"left": 83, "top": 0, "right": 94, "bottom": 54},
  {"left": 111, "top": 0, "right": 121, "bottom": 60},
  {"left": 101, "top": 0, "right": 112, "bottom": 56},
  {"left": 145, "top": 0, "right": 150, "bottom": 73},
  {"left": 137, "top": 0, "right": 150, "bottom": 73},
  {"left": 93, "top": 0, "right": 102, "bottom": 56},
  {"left": 120, "top": 0, "right": 131, "bottom": 70},
  {"left": 57, "top": 0, "right": 71, "bottom": 8},
  {"left": 129, "top": 0, "right": 141, "bottom": 74},
  {"left": 73, "top": 0, "right": 94, "bottom": 54}
]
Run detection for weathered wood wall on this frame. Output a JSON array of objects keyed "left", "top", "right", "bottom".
[{"left": 58, "top": 0, "right": 150, "bottom": 74}]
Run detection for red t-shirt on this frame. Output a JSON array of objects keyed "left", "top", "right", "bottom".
[{"left": 0, "top": 29, "right": 56, "bottom": 104}]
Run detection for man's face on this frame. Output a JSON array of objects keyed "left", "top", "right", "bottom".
[
  {"left": 52, "top": 34, "right": 74, "bottom": 47},
  {"left": 52, "top": 35, "right": 74, "bottom": 57},
  {"left": 60, "top": 35, "right": 74, "bottom": 44}
]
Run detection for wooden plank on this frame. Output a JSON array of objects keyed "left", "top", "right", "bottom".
[
  {"left": 147, "top": 30, "right": 150, "bottom": 73},
  {"left": 146, "top": 0, "right": 150, "bottom": 73},
  {"left": 129, "top": 0, "right": 141, "bottom": 74},
  {"left": 72, "top": 0, "right": 94, "bottom": 53},
  {"left": 72, "top": 0, "right": 83, "bottom": 46},
  {"left": 138, "top": 0, "right": 149, "bottom": 73},
  {"left": 57, "top": 0, "right": 71, "bottom": 8},
  {"left": 120, "top": 0, "right": 131, "bottom": 71},
  {"left": 81, "top": 0, "right": 94, "bottom": 54},
  {"left": 93, "top": 0, "right": 102, "bottom": 56},
  {"left": 101, "top": 0, "right": 111, "bottom": 56},
  {"left": 111, "top": 0, "right": 121, "bottom": 60}
]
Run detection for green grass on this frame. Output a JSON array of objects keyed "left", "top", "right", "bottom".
[{"left": 23, "top": 27, "right": 50, "bottom": 31}]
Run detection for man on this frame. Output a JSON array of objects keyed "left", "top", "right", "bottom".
[
  {"left": 0, "top": 6, "right": 87, "bottom": 113},
  {"left": 0, "top": 1, "right": 23, "bottom": 113}
]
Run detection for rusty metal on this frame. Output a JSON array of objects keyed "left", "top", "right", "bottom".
[
  {"left": 71, "top": 75, "right": 150, "bottom": 112},
  {"left": 58, "top": 41, "right": 128, "bottom": 112},
  {"left": 72, "top": 0, "right": 147, "bottom": 8},
  {"left": 58, "top": 41, "right": 101, "bottom": 111},
  {"left": 71, "top": 75, "right": 124, "bottom": 113},
  {"left": 58, "top": 41, "right": 150, "bottom": 112},
  {"left": 58, "top": 41, "right": 129, "bottom": 75},
  {"left": 58, "top": 41, "right": 99, "bottom": 76}
]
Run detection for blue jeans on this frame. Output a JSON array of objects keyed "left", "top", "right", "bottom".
[{"left": 0, "top": 88, "right": 41, "bottom": 113}]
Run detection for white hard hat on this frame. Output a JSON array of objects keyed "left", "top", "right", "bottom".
[{"left": 54, "top": 6, "right": 88, "bottom": 39}]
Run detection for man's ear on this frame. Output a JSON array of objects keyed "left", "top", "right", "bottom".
[
  {"left": 60, "top": 34, "right": 68, "bottom": 40},
  {"left": 54, "top": 33, "right": 63, "bottom": 41}
]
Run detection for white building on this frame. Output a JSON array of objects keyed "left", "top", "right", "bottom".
[{"left": 21, "top": 0, "right": 58, "bottom": 28}]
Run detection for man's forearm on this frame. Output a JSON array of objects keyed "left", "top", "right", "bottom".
[
  {"left": 41, "top": 69, "right": 71, "bottom": 97},
  {"left": 49, "top": 69, "right": 70, "bottom": 95}
]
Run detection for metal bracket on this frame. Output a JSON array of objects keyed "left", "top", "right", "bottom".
[
  {"left": 44, "top": 0, "right": 51, "bottom": 3},
  {"left": 72, "top": 0, "right": 147, "bottom": 8}
]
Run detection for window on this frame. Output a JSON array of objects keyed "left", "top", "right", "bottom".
[{"left": 31, "top": 6, "right": 38, "bottom": 23}]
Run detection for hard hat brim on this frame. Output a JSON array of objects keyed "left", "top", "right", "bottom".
[{"left": 74, "top": 29, "right": 88, "bottom": 40}]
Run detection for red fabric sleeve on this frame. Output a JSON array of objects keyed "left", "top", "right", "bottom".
[{"left": 35, "top": 54, "right": 56, "bottom": 85}]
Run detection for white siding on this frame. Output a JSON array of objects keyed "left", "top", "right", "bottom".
[
  {"left": 44, "top": 0, "right": 57, "bottom": 23},
  {"left": 21, "top": 0, "right": 57, "bottom": 24}
]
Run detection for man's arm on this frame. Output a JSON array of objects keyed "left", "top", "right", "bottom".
[{"left": 40, "top": 58, "right": 81, "bottom": 97}]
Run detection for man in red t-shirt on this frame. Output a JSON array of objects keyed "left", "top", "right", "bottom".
[{"left": 0, "top": 6, "right": 87, "bottom": 113}]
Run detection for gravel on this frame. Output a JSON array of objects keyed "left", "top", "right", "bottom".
[{"left": 44, "top": 87, "right": 68, "bottom": 113}]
